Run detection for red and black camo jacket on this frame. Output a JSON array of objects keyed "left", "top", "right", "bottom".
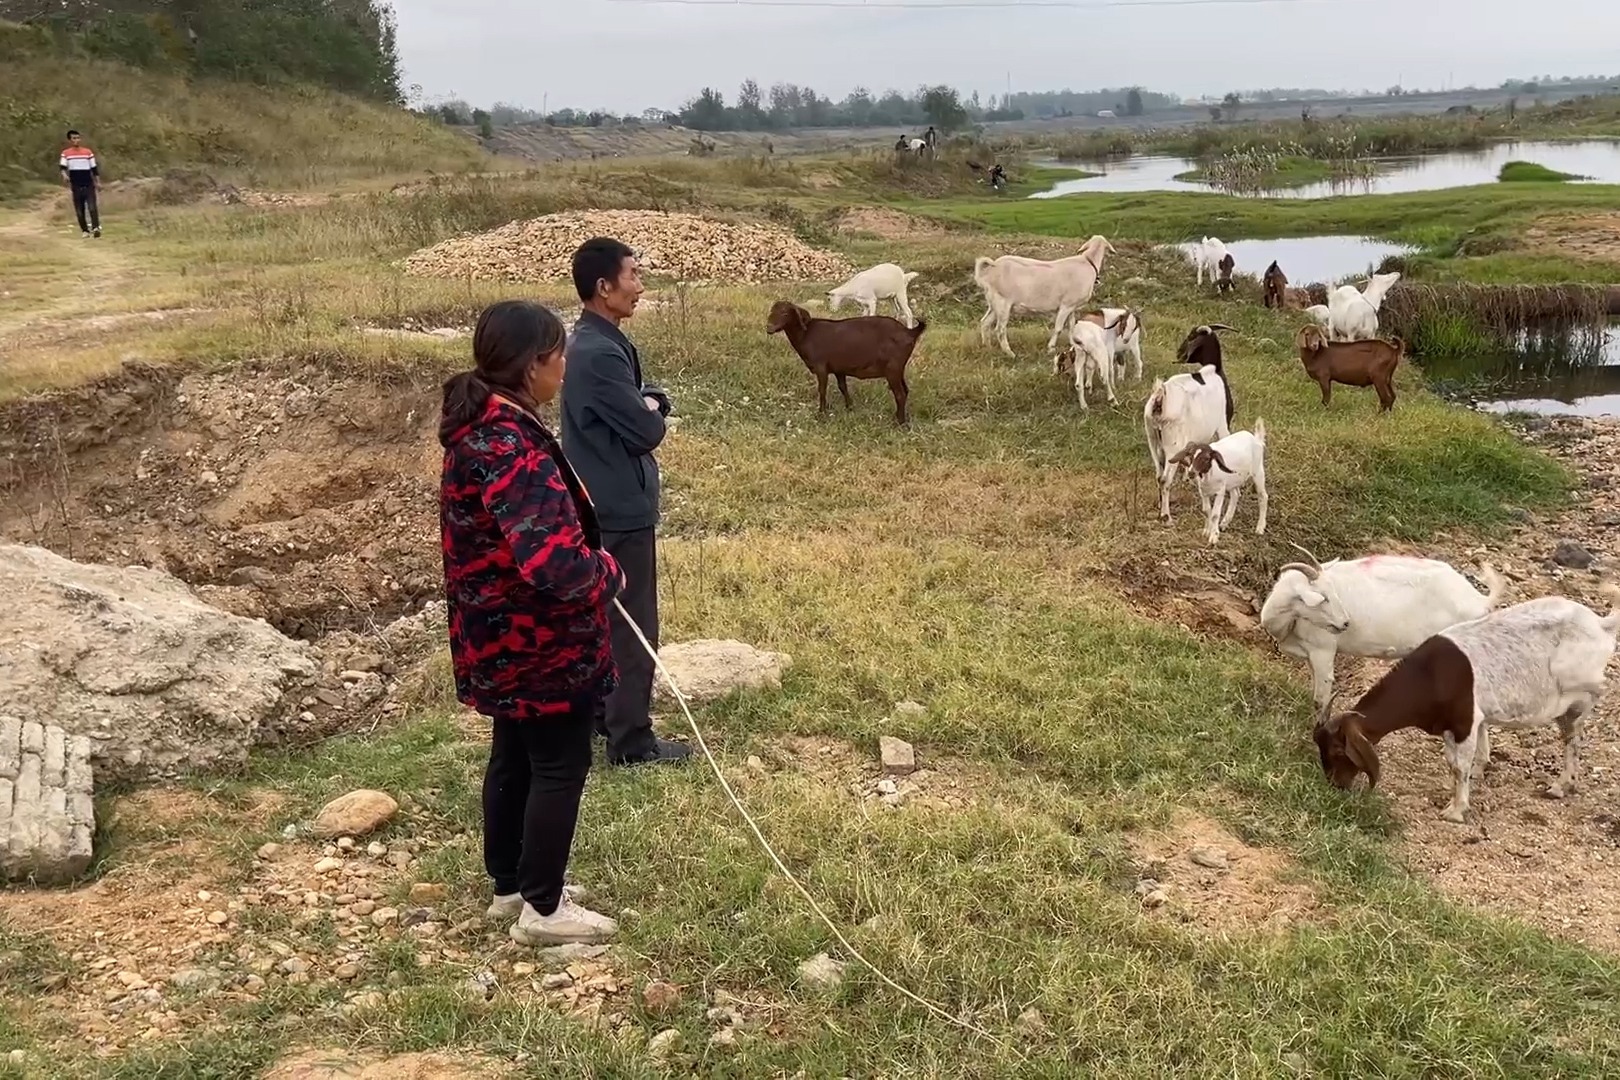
[{"left": 440, "top": 395, "right": 623, "bottom": 719}]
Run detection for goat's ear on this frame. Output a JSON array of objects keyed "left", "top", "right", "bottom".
[
  {"left": 1299, "top": 588, "right": 1328, "bottom": 608},
  {"left": 1207, "top": 448, "right": 1233, "bottom": 473},
  {"left": 1344, "top": 722, "right": 1382, "bottom": 787}
]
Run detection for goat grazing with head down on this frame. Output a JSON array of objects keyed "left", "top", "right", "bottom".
[
  {"left": 1054, "top": 311, "right": 1127, "bottom": 410},
  {"left": 765, "top": 300, "right": 926, "bottom": 426},
  {"left": 1261, "top": 547, "right": 1507, "bottom": 711},
  {"left": 1193, "top": 237, "right": 1230, "bottom": 289},
  {"left": 1166, "top": 418, "right": 1268, "bottom": 545},
  {"left": 1296, "top": 324, "right": 1403, "bottom": 412},
  {"left": 1262, "top": 262, "right": 1316, "bottom": 311},
  {"left": 1313, "top": 586, "right": 1620, "bottom": 823}
]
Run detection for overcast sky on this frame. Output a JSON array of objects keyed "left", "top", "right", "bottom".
[{"left": 391, "top": 0, "right": 1620, "bottom": 115}]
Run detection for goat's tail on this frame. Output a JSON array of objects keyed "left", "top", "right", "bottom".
[
  {"left": 1478, "top": 562, "right": 1507, "bottom": 609},
  {"left": 972, "top": 256, "right": 996, "bottom": 287},
  {"left": 1600, "top": 583, "right": 1620, "bottom": 632},
  {"left": 903, "top": 271, "right": 920, "bottom": 283},
  {"left": 1253, "top": 416, "right": 1266, "bottom": 445},
  {"left": 1389, "top": 335, "right": 1407, "bottom": 360},
  {"left": 910, "top": 316, "right": 928, "bottom": 338}
]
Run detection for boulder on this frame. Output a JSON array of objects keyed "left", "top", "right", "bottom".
[
  {"left": 313, "top": 790, "right": 398, "bottom": 838},
  {"left": 0, "top": 717, "right": 95, "bottom": 884},
  {"left": 652, "top": 640, "right": 791, "bottom": 705},
  {"left": 0, "top": 544, "right": 317, "bottom": 784}
]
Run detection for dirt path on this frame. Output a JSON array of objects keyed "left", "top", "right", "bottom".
[{"left": 0, "top": 190, "right": 138, "bottom": 344}]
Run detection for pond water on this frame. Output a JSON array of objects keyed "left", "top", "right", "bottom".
[
  {"left": 1032, "top": 139, "right": 1620, "bottom": 199},
  {"left": 1420, "top": 320, "right": 1620, "bottom": 419},
  {"left": 1169, "top": 236, "right": 1416, "bottom": 286}
]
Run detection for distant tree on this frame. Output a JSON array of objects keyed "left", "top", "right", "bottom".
[
  {"left": 681, "top": 87, "right": 729, "bottom": 131},
  {"left": 471, "top": 108, "right": 492, "bottom": 139},
  {"left": 737, "top": 79, "right": 764, "bottom": 129},
  {"left": 1125, "top": 87, "right": 1144, "bottom": 116},
  {"left": 1209, "top": 105, "right": 1223, "bottom": 122},
  {"left": 920, "top": 85, "right": 968, "bottom": 132},
  {"left": 1221, "top": 91, "right": 1242, "bottom": 119}
]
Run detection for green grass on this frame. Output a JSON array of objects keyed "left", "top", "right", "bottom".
[
  {"left": 1172, "top": 155, "right": 1334, "bottom": 190},
  {"left": 1499, "top": 160, "right": 1587, "bottom": 182},
  {"left": 2, "top": 152, "right": 1616, "bottom": 1075}
]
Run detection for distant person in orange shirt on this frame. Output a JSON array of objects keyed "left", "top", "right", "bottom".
[{"left": 59, "top": 129, "right": 101, "bottom": 238}]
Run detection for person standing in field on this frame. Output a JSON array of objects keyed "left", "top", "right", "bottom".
[
  {"left": 561, "top": 237, "right": 692, "bottom": 768},
  {"left": 439, "top": 299, "right": 626, "bottom": 946},
  {"left": 59, "top": 129, "right": 101, "bottom": 238}
]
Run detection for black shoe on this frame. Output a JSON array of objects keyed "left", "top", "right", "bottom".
[
  {"left": 92, "top": 227, "right": 101, "bottom": 238},
  {"left": 610, "top": 737, "right": 692, "bottom": 767}
]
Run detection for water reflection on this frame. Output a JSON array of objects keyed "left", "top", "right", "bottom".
[
  {"left": 1032, "top": 140, "right": 1620, "bottom": 200},
  {"left": 1170, "top": 237, "right": 1416, "bottom": 286},
  {"left": 1420, "top": 320, "right": 1620, "bottom": 418}
]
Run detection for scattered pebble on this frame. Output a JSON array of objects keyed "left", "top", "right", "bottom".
[{"left": 796, "top": 952, "right": 846, "bottom": 990}]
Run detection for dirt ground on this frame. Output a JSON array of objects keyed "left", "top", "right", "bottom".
[{"left": 1521, "top": 212, "right": 1620, "bottom": 267}]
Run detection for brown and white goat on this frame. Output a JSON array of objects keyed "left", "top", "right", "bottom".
[
  {"left": 765, "top": 300, "right": 926, "bottom": 426},
  {"left": 1295, "top": 324, "right": 1402, "bottom": 412},
  {"left": 1313, "top": 588, "right": 1620, "bottom": 823},
  {"left": 1215, "top": 253, "right": 1236, "bottom": 295}
]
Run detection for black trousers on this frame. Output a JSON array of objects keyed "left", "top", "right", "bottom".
[
  {"left": 482, "top": 702, "right": 594, "bottom": 914},
  {"left": 70, "top": 184, "right": 99, "bottom": 233},
  {"left": 600, "top": 527, "right": 659, "bottom": 761}
]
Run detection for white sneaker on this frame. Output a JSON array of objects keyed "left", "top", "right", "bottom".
[
  {"left": 487, "top": 884, "right": 584, "bottom": 920},
  {"left": 508, "top": 897, "right": 618, "bottom": 946}
]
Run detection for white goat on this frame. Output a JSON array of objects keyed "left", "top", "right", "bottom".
[
  {"left": 1166, "top": 419, "right": 1268, "bottom": 545},
  {"left": 974, "top": 235, "right": 1115, "bottom": 357},
  {"left": 1077, "top": 307, "right": 1144, "bottom": 382},
  {"left": 1304, "top": 304, "right": 1332, "bottom": 331},
  {"left": 908, "top": 138, "right": 928, "bottom": 155},
  {"left": 1144, "top": 364, "right": 1230, "bottom": 522},
  {"left": 1326, "top": 271, "right": 1401, "bottom": 342},
  {"left": 1192, "top": 236, "right": 1230, "bottom": 288},
  {"left": 828, "top": 263, "right": 919, "bottom": 327},
  {"left": 1054, "top": 314, "right": 1121, "bottom": 410},
  {"left": 1260, "top": 549, "right": 1507, "bottom": 710},
  {"left": 1314, "top": 587, "right": 1620, "bottom": 823}
]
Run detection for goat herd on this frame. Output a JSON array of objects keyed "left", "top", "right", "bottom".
[{"left": 762, "top": 233, "right": 1620, "bottom": 826}]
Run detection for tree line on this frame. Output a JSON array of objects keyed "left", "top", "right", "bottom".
[{"left": 0, "top": 0, "right": 402, "bottom": 101}]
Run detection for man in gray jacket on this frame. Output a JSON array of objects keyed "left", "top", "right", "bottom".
[{"left": 561, "top": 237, "right": 691, "bottom": 767}]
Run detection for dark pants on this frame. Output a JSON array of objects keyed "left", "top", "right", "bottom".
[
  {"left": 70, "top": 184, "right": 99, "bottom": 233},
  {"left": 482, "top": 702, "right": 594, "bottom": 915},
  {"left": 600, "top": 527, "right": 659, "bottom": 761}
]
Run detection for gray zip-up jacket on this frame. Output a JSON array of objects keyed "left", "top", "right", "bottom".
[{"left": 560, "top": 311, "right": 671, "bottom": 533}]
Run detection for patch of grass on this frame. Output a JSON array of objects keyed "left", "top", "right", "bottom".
[
  {"left": 1173, "top": 154, "right": 1335, "bottom": 190},
  {"left": 1499, "top": 160, "right": 1586, "bottom": 182}
]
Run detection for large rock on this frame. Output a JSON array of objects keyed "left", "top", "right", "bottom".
[
  {"left": 0, "top": 717, "right": 95, "bottom": 884},
  {"left": 312, "top": 789, "right": 398, "bottom": 838},
  {"left": 0, "top": 544, "right": 317, "bottom": 784},
  {"left": 652, "top": 640, "right": 791, "bottom": 705}
]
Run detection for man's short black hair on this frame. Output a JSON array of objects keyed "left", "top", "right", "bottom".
[
  {"left": 66, "top": 129, "right": 80, "bottom": 138},
  {"left": 571, "top": 237, "right": 635, "bottom": 302}
]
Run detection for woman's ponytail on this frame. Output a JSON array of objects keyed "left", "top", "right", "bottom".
[{"left": 437, "top": 300, "right": 567, "bottom": 446}]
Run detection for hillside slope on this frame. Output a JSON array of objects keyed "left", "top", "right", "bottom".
[{"left": 1, "top": 26, "right": 487, "bottom": 194}]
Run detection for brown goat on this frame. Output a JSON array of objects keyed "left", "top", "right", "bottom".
[
  {"left": 1311, "top": 637, "right": 1476, "bottom": 793},
  {"left": 1262, "top": 261, "right": 1287, "bottom": 309},
  {"left": 1215, "top": 253, "right": 1236, "bottom": 294},
  {"left": 765, "top": 300, "right": 926, "bottom": 425},
  {"left": 1295, "top": 324, "right": 1402, "bottom": 412}
]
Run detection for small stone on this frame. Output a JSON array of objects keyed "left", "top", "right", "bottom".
[
  {"left": 196, "top": 890, "right": 213, "bottom": 902},
  {"left": 350, "top": 900, "right": 377, "bottom": 917},
  {"left": 334, "top": 962, "right": 361, "bottom": 981},
  {"left": 200, "top": 470, "right": 219, "bottom": 485},
  {"left": 279, "top": 957, "right": 309, "bottom": 975},
  {"left": 541, "top": 972, "right": 574, "bottom": 991},
  {"left": 116, "top": 971, "right": 149, "bottom": 990},
  {"left": 40, "top": 972, "right": 69, "bottom": 992},
  {"left": 892, "top": 700, "right": 927, "bottom": 719},
  {"left": 878, "top": 735, "right": 916, "bottom": 776},
  {"left": 465, "top": 969, "right": 498, "bottom": 1000},
  {"left": 242, "top": 974, "right": 266, "bottom": 994},
  {"left": 1551, "top": 540, "right": 1596, "bottom": 569},
  {"left": 287, "top": 971, "right": 310, "bottom": 986},
  {"left": 1142, "top": 889, "right": 1169, "bottom": 909},
  {"left": 648, "top": 1028, "right": 683, "bottom": 1059},
  {"left": 1189, "top": 846, "right": 1229, "bottom": 871},
  {"left": 312, "top": 789, "right": 398, "bottom": 838},
  {"left": 796, "top": 952, "right": 846, "bottom": 990},
  {"left": 875, "top": 778, "right": 898, "bottom": 796},
  {"left": 8, "top": 1050, "right": 24, "bottom": 1064},
  {"left": 511, "top": 962, "right": 536, "bottom": 976},
  {"left": 386, "top": 851, "right": 412, "bottom": 869},
  {"left": 349, "top": 990, "right": 386, "bottom": 1010},
  {"left": 206, "top": 910, "right": 229, "bottom": 926},
  {"left": 709, "top": 1027, "right": 738, "bottom": 1050},
  {"left": 408, "top": 882, "right": 449, "bottom": 904},
  {"left": 336, "top": 837, "right": 356, "bottom": 852},
  {"left": 313, "top": 857, "right": 344, "bottom": 874},
  {"left": 370, "top": 907, "right": 399, "bottom": 927},
  {"left": 170, "top": 968, "right": 217, "bottom": 991},
  {"left": 366, "top": 842, "right": 387, "bottom": 858},
  {"left": 745, "top": 755, "right": 766, "bottom": 773},
  {"left": 1598, "top": 511, "right": 1620, "bottom": 528},
  {"left": 642, "top": 979, "right": 681, "bottom": 1015},
  {"left": 1016, "top": 1008, "right": 1050, "bottom": 1036}
]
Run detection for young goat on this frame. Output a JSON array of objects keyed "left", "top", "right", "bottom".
[
  {"left": 1214, "top": 252, "right": 1237, "bottom": 294},
  {"left": 1193, "top": 237, "right": 1230, "bottom": 289},
  {"left": 1262, "top": 549, "right": 1507, "bottom": 711},
  {"left": 1174, "top": 323, "right": 1237, "bottom": 424},
  {"left": 1145, "top": 364, "right": 1230, "bottom": 523},
  {"left": 1262, "top": 261, "right": 1288, "bottom": 309},
  {"left": 765, "top": 300, "right": 926, "bottom": 426},
  {"left": 1166, "top": 419, "right": 1268, "bottom": 545},
  {"left": 1314, "top": 587, "right": 1620, "bottom": 823},
  {"left": 1054, "top": 313, "right": 1124, "bottom": 410},
  {"left": 1076, "top": 306, "right": 1144, "bottom": 383},
  {"left": 1296, "top": 324, "right": 1403, "bottom": 412},
  {"left": 828, "top": 263, "right": 919, "bottom": 327},
  {"left": 1303, "top": 304, "right": 1332, "bottom": 331}
]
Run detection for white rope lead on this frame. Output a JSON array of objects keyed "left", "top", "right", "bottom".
[{"left": 611, "top": 598, "right": 1013, "bottom": 1049}]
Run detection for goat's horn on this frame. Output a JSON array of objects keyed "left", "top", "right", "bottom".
[
  {"left": 1194, "top": 324, "right": 1211, "bottom": 336},
  {"left": 1316, "top": 691, "right": 1339, "bottom": 730},
  {"left": 1279, "top": 561, "right": 1319, "bottom": 581},
  {"left": 1207, "top": 323, "right": 1236, "bottom": 333},
  {"left": 1287, "top": 541, "right": 1324, "bottom": 571}
]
